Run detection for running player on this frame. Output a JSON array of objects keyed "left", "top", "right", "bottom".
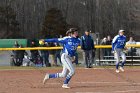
[
  {"left": 42, "top": 28, "right": 80, "bottom": 89},
  {"left": 112, "top": 30, "right": 127, "bottom": 73}
]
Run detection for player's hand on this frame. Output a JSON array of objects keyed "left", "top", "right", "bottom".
[
  {"left": 124, "top": 46, "right": 128, "bottom": 50},
  {"left": 39, "top": 39, "right": 45, "bottom": 45},
  {"left": 112, "top": 51, "right": 115, "bottom": 54},
  {"left": 123, "top": 46, "right": 128, "bottom": 53}
]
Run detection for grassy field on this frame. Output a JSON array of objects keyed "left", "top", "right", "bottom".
[{"left": 0, "top": 65, "right": 140, "bottom": 70}]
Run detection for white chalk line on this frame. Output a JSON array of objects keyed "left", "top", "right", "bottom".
[
  {"left": 45, "top": 81, "right": 140, "bottom": 85},
  {"left": 77, "top": 67, "right": 140, "bottom": 71},
  {"left": 75, "top": 90, "right": 140, "bottom": 93},
  {"left": 44, "top": 82, "right": 140, "bottom": 93},
  {"left": 1, "top": 67, "right": 140, "bottom": 71}
]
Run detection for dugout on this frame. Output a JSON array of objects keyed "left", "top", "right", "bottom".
[{"left": 0, "top": 39, "right": 27, "bottom": 48}]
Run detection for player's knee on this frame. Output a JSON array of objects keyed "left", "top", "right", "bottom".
[
  {"left": 122, "top": 60, "right": 126, "bottom": 63},
  {"left": 115, "top": 61, "right": 119, "bottom": 65},
  {"left": 70, "top": 70, "right": 75, "bottom": 76},
  {"left": 122, "top": 58, "right": 126, "bottom": 62}
]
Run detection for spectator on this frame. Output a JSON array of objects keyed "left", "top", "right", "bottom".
[
  {"left": 10, "top": 55, "right": 15, "bottom": 66},
  {"left": 13, "top": 40, "right": 20, "bottom": 48},
  {"left": 12, "top": 41, "right": 20, "bottom": 64},
  {"left": 81, "top": 30, "right": 95, "bottom": 68},
  {"left": 106, "top": 36, "right": 112, "bottom": 59},
  {"left": 101, "top": 37, "right": 107, "bottom": 59},
  {"left": 16, "top": 44, "right": 27, "bottom": 66},
  {"left": 54, "top": 42, "right": 62, "bottom": 66},
  {"left": 30, "top": 41, "right": 39, "bottom": 64},
  {"left": 74, "top": 36, "right": 80, "bottom": 65},
  {"left": 49, "top": 42, "right": 57, "bottom": 66},
  {"left": 126, "top": 36, "right": 136, "bottom": 56},
  {"left": 39, "top": 41, "right": 50, "bottom": 67},
  {"left": 35, "top": 55, "right": 43, "bottom": 67},
  {"left": 75, "top": 51, "right": 79, "bottom": 65},
  {"left": 22, "top": 53, "right": 31, "bottom": 66}
]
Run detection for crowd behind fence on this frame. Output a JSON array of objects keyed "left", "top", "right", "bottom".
[
  {"left": 0, "top": 37, "right": 140, "bottom": 66},
  {"left": 0, "top": 45, "right": 140, "bottom": 67}
]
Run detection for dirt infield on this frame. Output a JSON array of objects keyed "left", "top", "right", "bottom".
[{"left": 0, "top": 67, "right": 140, "bottom": 93}]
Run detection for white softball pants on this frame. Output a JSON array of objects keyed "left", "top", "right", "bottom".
[
  {"left": 58, "top": 53, "right": 75, "bottom": 78},
  {"left": 114, "top": 49, "right": 126, "bottom": 64}
]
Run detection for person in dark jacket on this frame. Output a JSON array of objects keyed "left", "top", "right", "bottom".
[
  {"left": 81, "top": 30, "right": 95, "bottom": 68},
  {"left": 54, "top": 42, "right": 62, "bottom": 65},
  {"left": 106, "top": 36, "right": 112, "bottom": 59},
  {"left": 12, "top": 41, "right": 20, "bottom": 64},
  {"left": 30, "top": 41, "right": 39, "bottom": 63},
  {"left": 39, "top": 41, "right": 50, "bottom": 67},
  {"left": 16, "top": 44, "right": 27, "bottom": 66},
  {"left": 49, "top": 42, "right": 57, "bottom": 66}
]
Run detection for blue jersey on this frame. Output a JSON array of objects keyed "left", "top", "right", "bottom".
[
  {"left": 112, "top": 35, "right": 126, "bottom": 51},
  {"left": 45, "top": 37, "right": 80, "bottom": 57}
]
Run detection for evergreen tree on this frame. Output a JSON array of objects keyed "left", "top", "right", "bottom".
[{"left": 41, "top": 8, "right": 68, "bottom": 38}]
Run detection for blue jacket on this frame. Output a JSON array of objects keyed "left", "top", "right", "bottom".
[
  {"left": 112, "top": 35, "right": 126, "bottom": 51},
  {"left": 45, "top": 37, "right": 80, "bottom": 57},
  {"left": 81, "top": 35, "right": 95, "bottom": 50}
]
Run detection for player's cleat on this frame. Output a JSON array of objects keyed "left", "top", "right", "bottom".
[
  {"left": 62, "top": 84, "right": 70, "bottom": 89},
  {"left": 119, "top": 67, "right": 124, "bottom": 72},
  {"left": 43, "top": 73, "right": 49, "bottom": 84},
  {"left": 116, "top": 69, "right": 120, "bottom": 73}
]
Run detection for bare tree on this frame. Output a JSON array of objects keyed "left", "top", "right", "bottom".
[{"left": 0, "top": 0, "right": 139, "bottom": 39}]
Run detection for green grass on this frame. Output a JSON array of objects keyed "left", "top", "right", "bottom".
[
  {"left": 95, "top": 65, "right": 140, "bottom": 68},
  {"left": 0, "top": 65, "right": 140, "bottom": 70},
  {"left": 0, "top": 66, "right": 63, "bottom": 70}
]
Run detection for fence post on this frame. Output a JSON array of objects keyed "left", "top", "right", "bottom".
[
  {"left": 131, "top": 47, "right": 133, "bottom": 66},
  {"left": 98, "top": 48, "right": 101, "bottom": 66}
]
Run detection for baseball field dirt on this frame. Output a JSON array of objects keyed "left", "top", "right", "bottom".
[{"left": 0, "top": 67, "right": 140, "bottom": 93}]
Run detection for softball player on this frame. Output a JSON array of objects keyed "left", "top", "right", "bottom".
[
  {"left": 43, "top": 28, "right": 80, "bottom": 89},
  {"left": 112, "top": 30, "right": 127, "bottom": 73}
]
